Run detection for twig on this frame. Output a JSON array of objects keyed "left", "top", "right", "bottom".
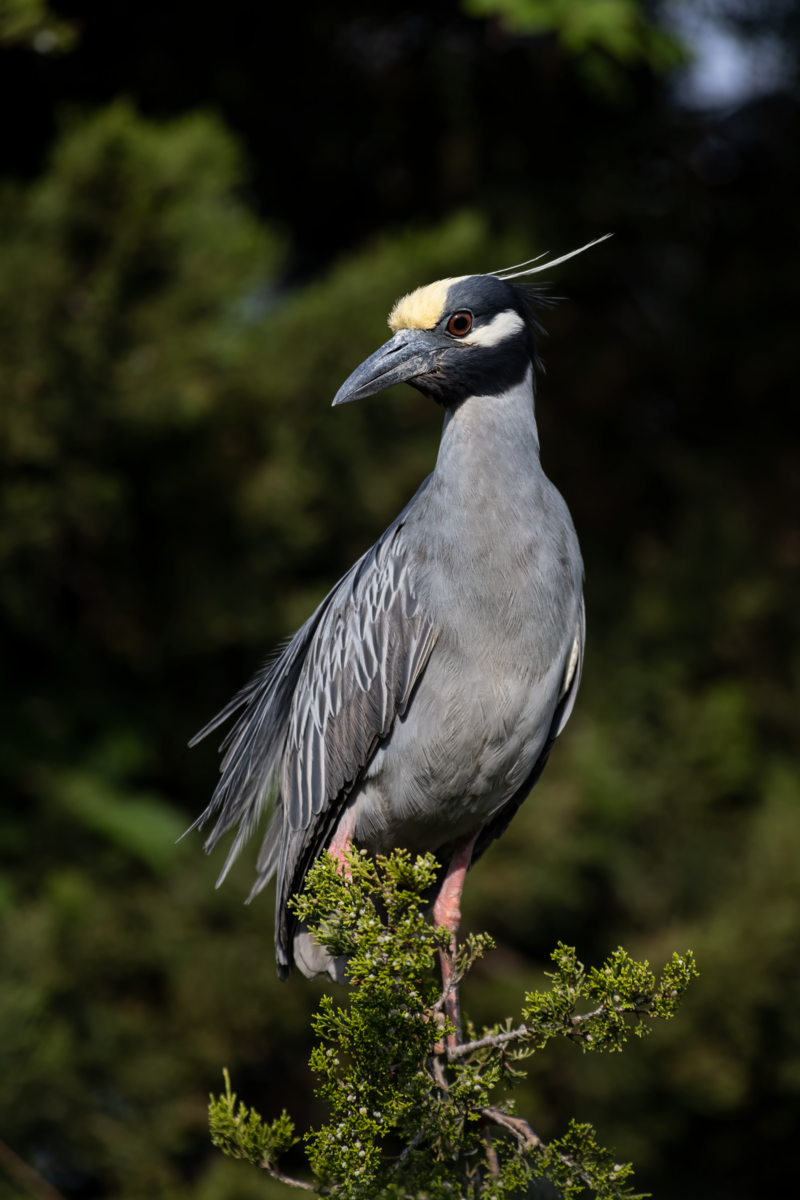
[
  {"left": 479, "top": 1117, "right": 500, "bottom": 1179},
  {"left": 568, "top": 1000, "right": 656, "bottom": 1031},
  {"left": 262, "top": 1163, "right": 324, "bottom": 1192},
  {"left": 430, "top": 943, "right": 472, "bottom": 1018},
  {"left": 478, "top": 1107, "right": 612, "bottom": 1195},
  {"left": 431, "top": 975, "right": 459, "bottom": 1016},
  {"left": 446, "top": 998, "right": 651, "bottom": 1062},
  {"left": 0, "top": 1140, "right": 67, "bottom": 1200},
  {"left": 446, "top": 1022, "right": 529, "bottom": 1061},
  {"left": 477, "top": 1107, "right": 544, "bottom": 1153},
  {"left": 428, "top": 1051, "right": 450, "bottom": 1092},
  {"left": 394, "top": 1124, "right": 429, "bottom": 1168}
]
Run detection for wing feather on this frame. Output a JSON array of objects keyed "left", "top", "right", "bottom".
[
  {"left": 189, "top": 480, "right": 437, "bottom": 945},
  {"left": 281, "top": 526, "right": 436, "bottom": 835}
]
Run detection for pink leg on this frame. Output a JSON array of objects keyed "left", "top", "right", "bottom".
[
  {"left": 433, "top": 832, "right": 477, "bottom": 1048},
  {"left": 327, "top": 804, "right": 358, "bottom": 877}
]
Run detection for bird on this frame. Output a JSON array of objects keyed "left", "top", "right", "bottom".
[{"left": 190, "top": 236, "right": 608, "bottom": 999}]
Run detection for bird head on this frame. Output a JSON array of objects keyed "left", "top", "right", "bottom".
[
  {"left": 332, "top": 273, "right": 536, "bottom": 410},
  {"left": 332, "top": 236, "right": 611, "bottom": 410}
]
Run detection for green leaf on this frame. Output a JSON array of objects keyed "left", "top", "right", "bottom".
[{"left": 209, "top": 1069, "right": 298, "bottom": 1169}]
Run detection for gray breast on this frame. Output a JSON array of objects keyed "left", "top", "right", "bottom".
[{"left": 347, "top": 391, "right": 583, "bottom": 858}]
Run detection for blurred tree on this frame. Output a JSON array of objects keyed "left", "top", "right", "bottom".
[
  {"left": 463, "top": 0, "right": 683, "bottom": 93},
  {"left": 0, "top": 0, "right": 75, "bottom": 52},
  {"left": 0, "top": 0, "right": 674, "bottom": 265}
]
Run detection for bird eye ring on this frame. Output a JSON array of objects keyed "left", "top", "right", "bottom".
[{"left": 446, "top": 311, "right": 473, "bottom": 337}]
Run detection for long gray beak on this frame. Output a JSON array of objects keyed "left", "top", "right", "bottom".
[{"left": 332, "top": 330, "right": 443, "bottom": 406}]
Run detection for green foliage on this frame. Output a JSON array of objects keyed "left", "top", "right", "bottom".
[
  {"left": 0, "top": 0, "right": 76, "bottom": 52},
  {"left": 210, "top": 850, "right": 696, "bottom": 1199},
  {"left": 294, "top": 851, "right": 493, "bottom": 1196},
  {"left": 521, "top": 944, "right": 698, "bottom": 1054},
  {"left": 38, "top": 761, "right": 186, "bottom": 874},
  {"left": 461, "top": 0, "right": 683, "bottom": 93},
  {"left": 0, "top": 100, "right": 280, "bottom": 662},
  {"left": 209, "top": 1069, "right": 297, "bottom": 1170}
]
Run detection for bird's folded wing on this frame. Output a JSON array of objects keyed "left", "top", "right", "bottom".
[
  {"left": 268, "top": 522, "right": 436, "bottom": 974},
  {"left": 187, "top": 484, "right": 437, "bottom": 889},
  {"left": 283, "top": 524, "right": 437, "bottom": 832}
]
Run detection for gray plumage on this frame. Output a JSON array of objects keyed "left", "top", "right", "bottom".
[{"left": 191, "top": 263, "right": 588, "bottom": 981}]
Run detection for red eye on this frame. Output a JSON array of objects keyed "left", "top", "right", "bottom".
[{"left": 447, "top": 311, "right": 473, "bottom": 336}]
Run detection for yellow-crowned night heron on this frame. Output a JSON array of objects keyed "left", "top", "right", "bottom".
[{"left": 191, "top": 238, "right": 608, "bottom": 996}]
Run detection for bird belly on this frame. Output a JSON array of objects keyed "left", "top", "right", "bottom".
[{"left": 349, "top": 640, "right": 560, "bottom": 859}]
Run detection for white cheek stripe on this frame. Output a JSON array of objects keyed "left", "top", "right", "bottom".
[{"left": 464, "top": 309, "right": 525, "bottom": 347}]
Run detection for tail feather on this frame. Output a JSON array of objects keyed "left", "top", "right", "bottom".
[
  {"left": 245, "top": 808, "right": 284, "bottom": 903},
  {"left": 185, "top": 606, "right": 330, "bottom": 874}
]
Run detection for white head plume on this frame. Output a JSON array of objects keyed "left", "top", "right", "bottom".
[{"left": 490, "top": 233, "right": 613, "bottom": 281}]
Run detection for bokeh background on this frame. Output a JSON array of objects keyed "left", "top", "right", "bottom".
[{"left": 1, "top": 1, "right": 799, "bottom": 1197}]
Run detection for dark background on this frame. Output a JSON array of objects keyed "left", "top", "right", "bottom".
[{"left": 1, "top": 2, "right": 799, "bottom": 1198}]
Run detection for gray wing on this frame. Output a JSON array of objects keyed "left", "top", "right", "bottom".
[
  {"left": 471, "top": 596, "right": 585, "bottom": 865},
  {"left": 283, "top": 534, "right": 436, "bottom": 834},
  {"left": 271, "top": 521, "right": 437, "bottom": 972},
  {"left": 189, "top": 481, "right": 437, "bottom": 973}
]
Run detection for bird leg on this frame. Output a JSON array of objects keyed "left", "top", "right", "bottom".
[
  {"left": 327, "top": 804, "right": 358, "bottom": 878},
  {"left": 433, "top": 832, "right": 477, "bottom": 1048}
]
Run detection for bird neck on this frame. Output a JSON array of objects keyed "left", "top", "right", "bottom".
[{"left": 433, "top": 365, "right": 541, "bottom": 492}]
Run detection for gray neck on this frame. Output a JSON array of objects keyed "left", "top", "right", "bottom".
[
  {"left": 420, "top": 364, "right": 558, "bottom": 639},
  {"left": 433, "top": 365, "right": 541, "bottom": 499}
]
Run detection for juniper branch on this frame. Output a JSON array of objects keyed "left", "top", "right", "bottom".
[
  {"left": 210, "top": 851, "right": 696, "bottom": 1199},
  {"left": 446, "top": 1023, "right": 529, "bottom": 1061}
]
